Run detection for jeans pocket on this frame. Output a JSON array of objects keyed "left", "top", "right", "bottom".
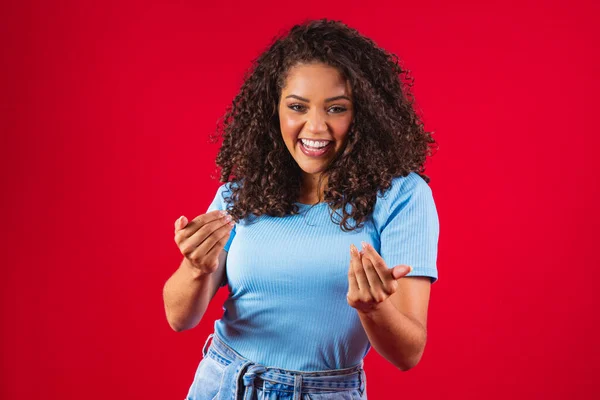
[{"left": 186, "top": 355, "right": 227, "bottom": 400}]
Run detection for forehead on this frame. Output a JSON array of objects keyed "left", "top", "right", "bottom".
[{"left": 282, "top": 63, "right": 351, "bottom": 96}]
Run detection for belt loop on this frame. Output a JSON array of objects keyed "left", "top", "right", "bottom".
[
  {"left": 234, "top": 361, "right": 253, "bottom": 400},
  {"left": 293, "top": 374, "right": 303, "bottom": 400},
  {"left": 358, "top": 363, "right": 366, "bottom": 396},
  {"left": 242, "top": 364, "right": 267, "bottom": 400},
  {"left": 202, "top": 333, "right": 214, "bottom": 358}
]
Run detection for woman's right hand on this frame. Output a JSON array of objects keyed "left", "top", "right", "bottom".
[{"left": 173, "top": 210, "right": 235, "bottom": 277}]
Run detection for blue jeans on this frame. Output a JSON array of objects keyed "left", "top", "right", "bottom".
[{"left": 185, "top": 333, "right": 368, "bottom": 400}]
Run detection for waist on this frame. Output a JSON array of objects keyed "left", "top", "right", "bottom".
[
  {"left": 214, "top": 313, "right": 370, "bottom": 371},
  {"left": 203, "top": 332, "right": 366, "bottom": 396}
]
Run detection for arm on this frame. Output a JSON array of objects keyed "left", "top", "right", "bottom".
[
  {"left": 356, "top": 274, "right": 430, "bottom": 371},
  {"left": 164, "top": 183, "right": 236, "bottom": 332},
  {"left": 347, "top": 243, "right": 431, "bottom": 371},
  {"left": 353, "top": 174, "right": 438, "bottom": 370},
  {"left": 163, "top": 250, "right": 227, "bottom": 332}
]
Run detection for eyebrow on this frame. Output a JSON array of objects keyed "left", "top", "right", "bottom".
[{"left": 285, "top": 94, "right": 351, "bottom": 102}]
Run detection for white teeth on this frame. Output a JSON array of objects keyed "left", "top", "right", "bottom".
[{"left": 300, "top": 139, "right": 330, "bottom": 148}]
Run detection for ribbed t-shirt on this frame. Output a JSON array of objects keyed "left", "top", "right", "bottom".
[{"left": 205, "top": 171, "right": 439, "bottom": 371}]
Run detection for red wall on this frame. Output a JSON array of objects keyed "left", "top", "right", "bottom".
[{"left": 2, "top": 0, "right": 599, "bottom": 399}]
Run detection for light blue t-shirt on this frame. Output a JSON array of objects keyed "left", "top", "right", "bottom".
[{"left": 205, "top": 172, "right": 439, "bottom": 371}]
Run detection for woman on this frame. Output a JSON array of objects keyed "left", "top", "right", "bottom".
[{"left": 163, "top": 18, "right": 439, "bottom": 400}]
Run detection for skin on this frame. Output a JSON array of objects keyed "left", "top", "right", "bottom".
[
  {"left": 163, "top": 211, "right": 233, "bottom": 332},
  {"left": 278, "top": 62, "right": 354, "bottom": 204},
  {"left": 279, "top": 62, "right": 432, "bottom": 371},
  {"left": 349, "top": 242, "right": 431, "bottom": 371}
]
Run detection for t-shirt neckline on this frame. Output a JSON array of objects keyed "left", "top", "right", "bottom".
[{"left": 294, "top": 201, "right": 327, "bottom": 207}]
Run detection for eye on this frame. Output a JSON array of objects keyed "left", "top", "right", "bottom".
[
  {"left": 328, "top": 106, "right": 347, "bottom": 114},
  {"left": 288, "top": 104, "right": 306, "bottom": 112}
]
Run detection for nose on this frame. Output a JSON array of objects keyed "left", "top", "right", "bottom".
[{"left": 306, "top": 108, "right": 328, "bottom": 134}]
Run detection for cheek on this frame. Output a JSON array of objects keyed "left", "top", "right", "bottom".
[
  {"left": 331, "top": 117, "right": 353, "bottom": 142},
  {"left": 280, "top": 115, "right": 302, "bottom": 137}
]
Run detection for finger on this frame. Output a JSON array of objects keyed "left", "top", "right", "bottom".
[
  {"left": 187, "top": 219, "right": 234, "bottom": 258},
  {"left": 188, "top": 213, "right": 233, "bottom": 243},
  {"left": 180, "top": 210, "right": 228, "bottom": 234},
  {"left": 176, "top": 213, "right": 233, "bottom": 252},
  {"left": 193, "top": 224, "right": 233, "bottom": 261},
  {"left": 174, "top": 215, "right": 189, "bottom": 233},
  {"left": 361, "top": 242, "right": 397, "bottom": 293},
  {"left": 189, "top": 210, "right": 229, "bottom": 229},
  {"left": 347, "top": 256, "right": 359, "bottom": 293},
  {"left": 360, "top": 242, "right": 388, "bottom": 279},
  {"left": 350, "top": 244, "right": 369, "bottom": 291},
  {"left": 360, "top": 250, "right": 385, "bottom": 289},
  {"left": 175, "top": 210, "right": 229, "bottom": 241},
  {"left": 392, "top": 265, "right": 413, "bottom": 280}
]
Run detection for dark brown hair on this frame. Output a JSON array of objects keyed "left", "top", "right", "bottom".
[{"left": 209, "top": 18, "right": 437, "bottom": 231}]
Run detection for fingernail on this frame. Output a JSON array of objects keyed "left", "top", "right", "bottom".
[
  {"left": 408, "top": 266, "right": 413, "bottom": 273},
  {"left": 220, "top": 210, "right": 228, "bottom": 216},
  {"left": 361, "top": 241, "right": 370, "bottom": 249},
  {"left": 350, "top": 244, "right": 357, "bottom": 254}
]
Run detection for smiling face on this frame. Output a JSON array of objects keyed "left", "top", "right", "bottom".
[{"left": 278, "top": 62, "right": 354, "bottom": 193}]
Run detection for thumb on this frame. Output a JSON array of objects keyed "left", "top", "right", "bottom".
[{"left": 391, "top": 265, "right": 413, "bottom": 280}]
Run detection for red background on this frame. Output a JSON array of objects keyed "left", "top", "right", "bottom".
[{"left": 2, "top": 0, "right": 599, "bottom": 399}]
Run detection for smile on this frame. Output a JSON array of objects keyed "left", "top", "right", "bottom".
[{"left": 298, "top": 138, "right": 334, "bottom": 157}]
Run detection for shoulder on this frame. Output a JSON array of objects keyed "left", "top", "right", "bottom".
[
  {"left": 371, "top": 172, "right": 437, "bottom": 230},
  {"left": 214, "top": 180, "right": 241, "bottom": 198},
  {"left": 377, "top": 172, "right": 433, "bottom": 210},
  {"left": 207, "top": 181, "right": 239, "bottom": 212},
  {"left": 215, "top": 181, "right": 233, "bottom": 195}
]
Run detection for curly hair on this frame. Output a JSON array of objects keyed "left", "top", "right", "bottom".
[{"left": 209, "top": 18, "right": 437, "bottom": 231}]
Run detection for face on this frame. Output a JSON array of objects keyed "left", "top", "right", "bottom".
[{"left": 278, "top": 62, "right": 353, "bottom": 183}]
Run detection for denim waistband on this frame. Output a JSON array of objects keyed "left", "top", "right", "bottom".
[{"left": 202, "top": 333, "right": 365, "bottom": 400}]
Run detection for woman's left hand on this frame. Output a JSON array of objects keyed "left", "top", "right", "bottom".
[{"left": 346, "top": 242, "right": 413, "bottom": 314}]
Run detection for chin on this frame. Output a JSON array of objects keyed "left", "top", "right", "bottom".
[{"left": 296, "top": 161, "right": 327, "bottom": 176}]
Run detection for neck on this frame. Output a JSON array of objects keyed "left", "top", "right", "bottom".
[{"left": 300, "top": 172, "right": 327, "bottom": 203}]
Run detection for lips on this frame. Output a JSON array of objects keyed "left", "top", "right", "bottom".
[{"left": 298, "top": 139, "right": 333, "bottom": 157}]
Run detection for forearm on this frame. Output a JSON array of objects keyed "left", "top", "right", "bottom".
[
  {"left": 162, "top": 258, "right": 213, "bottom": 332},
  {"left": 357, "top": 300, "right": 427, "bottom": 371}
]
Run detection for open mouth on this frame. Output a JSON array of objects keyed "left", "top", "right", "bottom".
[{"left": 298, "top": 138, "right": 334, "bottom": 157}]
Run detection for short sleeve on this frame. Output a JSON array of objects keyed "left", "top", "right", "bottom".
[
  {"left": 205, "top": 183, "right": 236, "bottom": 253},
  {"left": 376, "top": 173, "right": 440, "bottom": 284}
]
